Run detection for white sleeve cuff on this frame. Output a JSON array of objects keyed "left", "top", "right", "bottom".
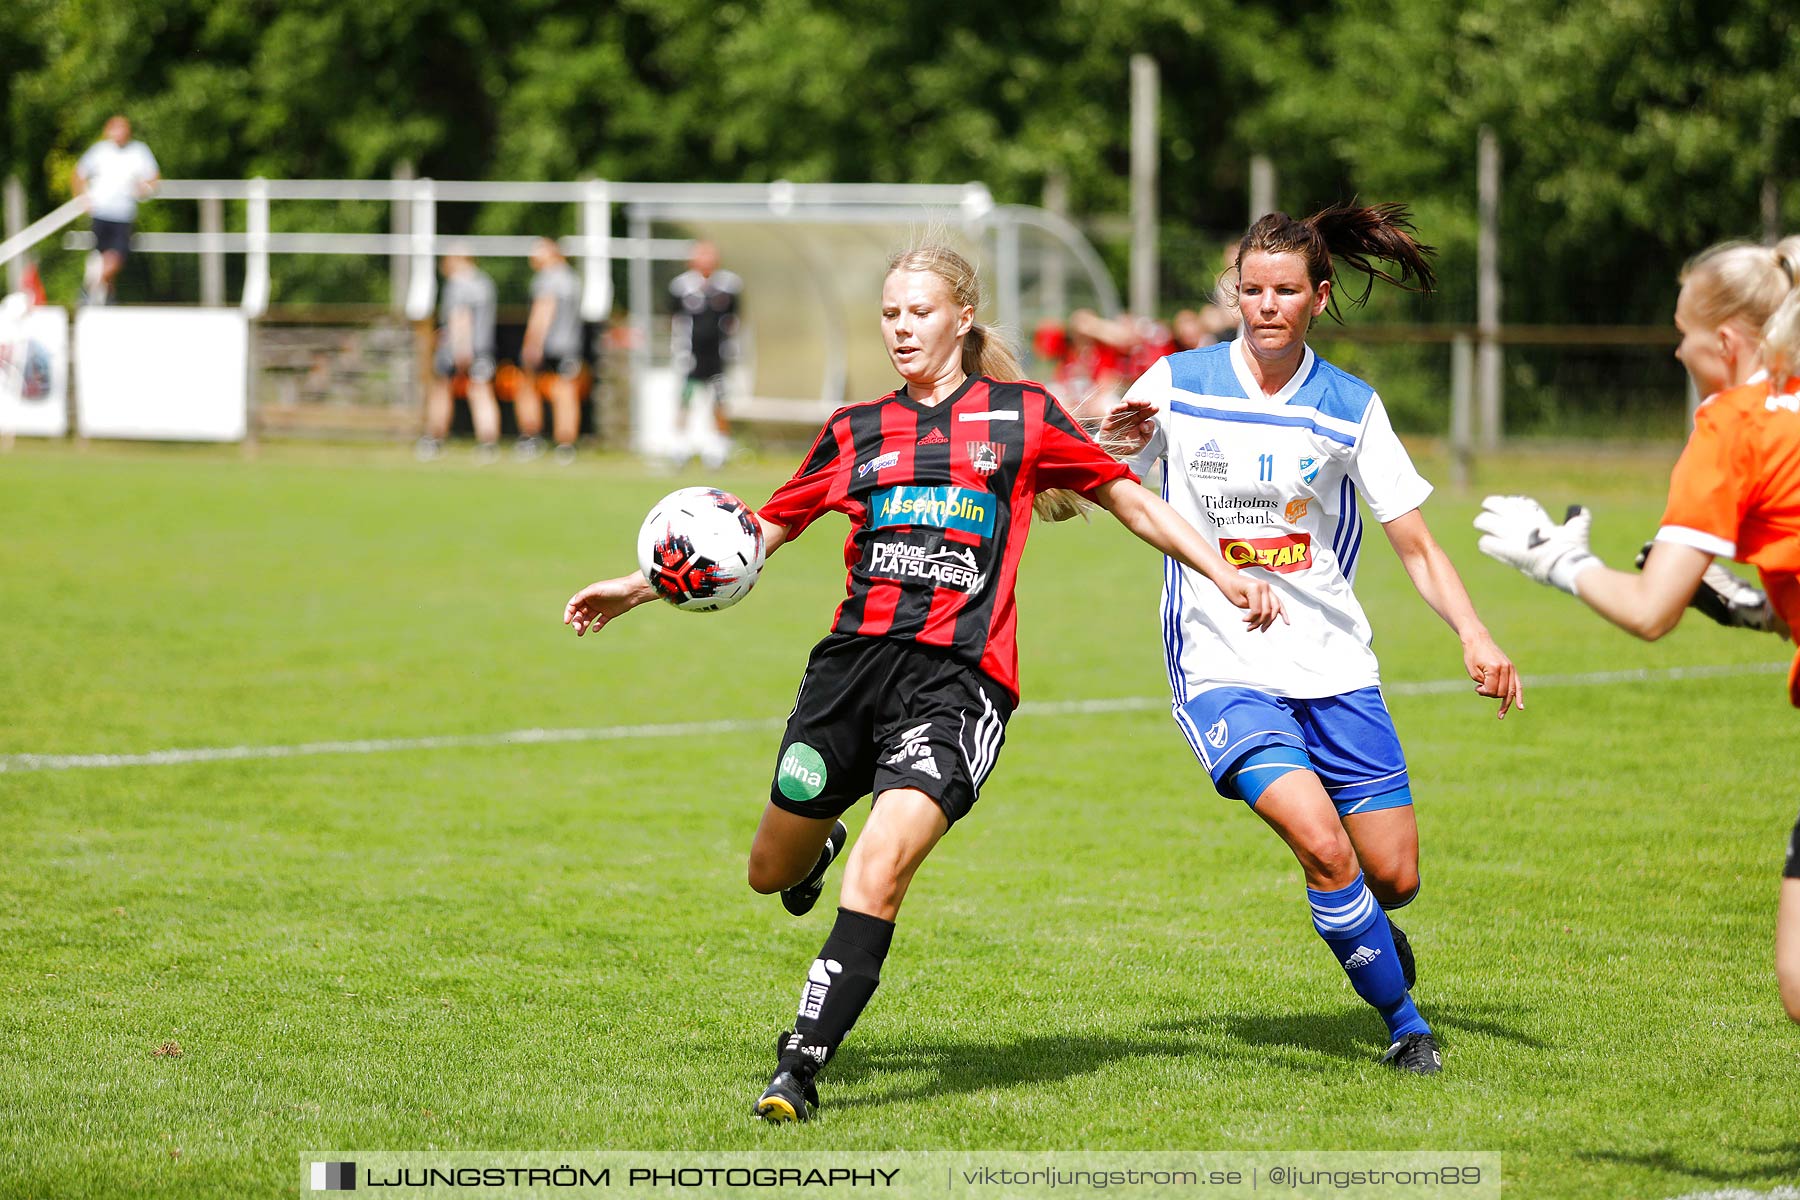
[
  {"left": 1655, "top": 525, "right": 1736, "bottom": 559},
  {"left": 1367, "top": 479, "right": 1434, "bottom": 524}
]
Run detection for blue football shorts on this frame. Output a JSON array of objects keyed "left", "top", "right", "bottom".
[{"left": 1172, "top": 685, "right": 1412, "bottom": 814}]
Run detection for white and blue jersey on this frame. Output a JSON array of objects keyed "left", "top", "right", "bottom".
[
  {"left": 1122, "top": 339, "right": 1431, "bottom": 807},
  {"left": 1124, "top": 339, "right": 1431, "bottom": 701}
]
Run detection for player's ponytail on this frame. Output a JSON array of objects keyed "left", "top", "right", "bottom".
[
  {"left": 1231, "top": 202, "right": 1436, "bottom": 321},
  {"left": 1759, "top": 236, "right": 1800, "bottom": 381},
  {"left": 965, "top": 320, "right": 1024, "bottom": 383}
]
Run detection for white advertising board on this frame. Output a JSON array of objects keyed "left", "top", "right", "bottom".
[
  {"left": 75, "top": 307, "right": 248, "bottom": 442},
  {"left": 0, "top": 306, "right": 71, "bottom": 438}
]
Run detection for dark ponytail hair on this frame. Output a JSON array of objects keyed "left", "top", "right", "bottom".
[{"left": 1232, "top": 201, "right": 1436, "bottom": 321}]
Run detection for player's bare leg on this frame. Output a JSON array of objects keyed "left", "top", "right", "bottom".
[
  {"left": 747, "top": 805, "right": 840, "bottom": 893},
  {"left": 550, "top": 375, "right": 580, "bottom": 460},
  {"left": 1343, "top": 807, "right": 1420, "bottom": 905},
  {"left": 419, "top": 378, "right": 453, "bottom": 460},
  {"left": 1252, "top": 771, "right": 1358, "bottom": 889},
  {"left": 705, "top": 377, "right": 733, "bottom": 469},
  {"left": 100, "top": 249, "right": 126, "bottom": 295},
  {"left": 514, "top": 373, "right": 546, "bottom": 457},
  {"left": 1778, "top": 877, "right": 1800, "bottom": 1023},
  {"left": 838, "top": 788, "right": 948, "bottom": 921},
  {"left": 468, "top": 379, "right": 501, "bottom": 461}
]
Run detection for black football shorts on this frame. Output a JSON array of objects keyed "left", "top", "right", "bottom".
[
  {"left": 768, "top": 633, "right": 1012, "bottom": 826},
  {"left": 91, "top": 217, "right": 133, "bottom": 257},
  {"left": 1786, "top": 809, "right": 1799, "bottom": 880}
]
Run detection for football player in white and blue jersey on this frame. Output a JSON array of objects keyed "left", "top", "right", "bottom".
[{"left": 1104, "top": 203, "right": 1523, "bottom": 1075}]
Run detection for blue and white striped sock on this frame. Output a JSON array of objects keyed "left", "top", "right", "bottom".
[{"left": 1307, "top": 872, "right": 1429, "bottom": 1040}]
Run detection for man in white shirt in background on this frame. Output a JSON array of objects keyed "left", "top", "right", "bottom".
[{"left": 70, "top": 115, "right": 160, "bottom": 306}]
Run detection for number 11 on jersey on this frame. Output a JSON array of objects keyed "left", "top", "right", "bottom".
[{"left": 1258, "top": 453, "right": 1274, "bottom": 481}]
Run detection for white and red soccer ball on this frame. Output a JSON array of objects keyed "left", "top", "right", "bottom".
[{"left": 636, "top": 487, "right": 766, "bottom": 611}]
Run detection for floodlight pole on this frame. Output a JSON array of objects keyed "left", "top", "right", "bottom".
[
  {"left": 1250, "top": 156, "right": 1277, "bottom": 225},
  {"left": 240, "top": 178, "right": 270, "bottom": 318},
  {"left": 1477, "top": 126, "right": 1502, "bottom": 450},
  {"left": 3, "top": 177, "right": 24, "bottom": 293},
  {"left": 1042, "top": 170, "right": 1068, "bottom": 317},
  {"left": 581, "top": 178, "right": 612, "bottom": 320},
  {"left": 1129, "top": 54, "right": 1160, "bottom": 318},
  {"left": 628, "top": 210, "right": 653, "bottom": 389},
  {"left": 404, "top": 179, "right": 436, "bottom": 322},
  {"left": 199, "top": 187, "right": 225, "bottom": 307},
  {"left": 391, "top": 161, "right": 414, "bottom": 315},
  {"left": 995, "top": 214, "right": 1021, "bottom": 349}
]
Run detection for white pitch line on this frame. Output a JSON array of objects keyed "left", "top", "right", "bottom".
[{"left": 0, "top": 660, "right": 1786, "bottom": 775}]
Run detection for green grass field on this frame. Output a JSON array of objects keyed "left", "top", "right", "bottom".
[{"left": 2, "top": 439, "right": 1797, "bottom": 1198}]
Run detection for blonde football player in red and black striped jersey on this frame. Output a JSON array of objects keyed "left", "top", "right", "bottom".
[{"left": 565, "top": 244, "right": 1283, "bottom": 1120}]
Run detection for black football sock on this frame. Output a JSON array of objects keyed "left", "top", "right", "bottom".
[{"left": 785, "top": 907, "right": 895, "bottom": 1074}]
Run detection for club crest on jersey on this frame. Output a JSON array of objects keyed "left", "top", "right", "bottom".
[
  {"left": 858, "top": 450, "right": 901, "bottom": 478},
  {"left": 1299, "top": 456, "right": 1323, "bottom": 484},
  {"left": 965, "top": 440, "right": 1003, "bottom": 475},
  {"left": 870, "top": 485, "right": 995, "bottom": 535},
  {"left": 1219, "top": 532, "right": 1313, "bottom": 574},
  {"left": 918, "top": 426, "right": 950, "bottom": 446},
  {"left": 1205, "top": 718, "right": 1228, "bottom": 748},
  {"left": 1285, "top": 497, "right": 1310, "bottom": 523},
  {"left": 1187, "top": 438, "right": 1228, "bottom": 480}
]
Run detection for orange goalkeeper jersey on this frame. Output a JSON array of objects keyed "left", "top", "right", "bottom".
[{"left": 1658, "top": 373, "right": 1800, "bottom": 706}]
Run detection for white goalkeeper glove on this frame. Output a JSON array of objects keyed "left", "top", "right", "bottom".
[{"left": 1475, "top": 495, "right": 1602, "bottom": 596}]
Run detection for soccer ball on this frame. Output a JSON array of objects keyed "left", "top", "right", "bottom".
[{"left": 636, "top": 487, "right": 766, "bottom": 611}]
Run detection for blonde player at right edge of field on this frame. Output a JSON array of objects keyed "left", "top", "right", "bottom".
[{"left": 1474, "top": 236, "right": 1800, "bottom": 1024}]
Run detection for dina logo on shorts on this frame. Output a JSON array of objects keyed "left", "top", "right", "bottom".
[
  {"left": 778, "top": 743, "right": 828, "bottom": 801},
  {"left": 1205, "top": 718, "right": 1228, "bottom": 749}
]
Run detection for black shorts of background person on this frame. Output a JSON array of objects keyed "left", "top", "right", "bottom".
[
  {"left": 91, "top": 218, "right": 134, "bottom": 261},
  {"left": 431, "top": 346, "right": 496, "bottom": 384}
]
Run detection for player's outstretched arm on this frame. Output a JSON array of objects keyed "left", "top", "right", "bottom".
[
  {"left": 564, "top": 573, "right": 657, "bottom": 636},
  {"left": 563, "top": 516, "right": 791, "bottom": 637},
  {"left": 1091, "top": 478, "right": 1286, "bottom": 631},
  {"left": 1384, "top": 509, "right": 1522, "bottom": 717},
  {"left": 1474, "top": 495, "right": 1714, "bottom": 641}
]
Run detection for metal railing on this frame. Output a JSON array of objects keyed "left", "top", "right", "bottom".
[{"left": 1, "top": 176, "right": 1121, "bottom": 418}]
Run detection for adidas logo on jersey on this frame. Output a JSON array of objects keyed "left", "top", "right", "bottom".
[
  {"left": 918, "top": 427, "right": 949, "bottom": 445},
  {"left": 1344, "top": 945, "right": 1381, "bottom": 970},
  {"left": 1187, "top": 439, "right": 1228, "bottom": 480}
]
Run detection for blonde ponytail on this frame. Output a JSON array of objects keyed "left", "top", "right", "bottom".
[
  {"left": 1759, "top": 236, "right": 1800, "bottom": 380},
  {"left": 966, "top": 322, "right": 1024, "bottom": 382}
]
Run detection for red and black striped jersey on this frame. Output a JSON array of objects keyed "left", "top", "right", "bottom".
[{"left": 759, "top": 375, "right": 1135, "bottom": 702}]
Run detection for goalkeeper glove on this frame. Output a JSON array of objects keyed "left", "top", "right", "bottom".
[
  {"left": 1475, "top": 495, "right": 1601, "bottom": 596},
  {"left": 1634, "top": 541, "right": 1781, "bottom": 632}
]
